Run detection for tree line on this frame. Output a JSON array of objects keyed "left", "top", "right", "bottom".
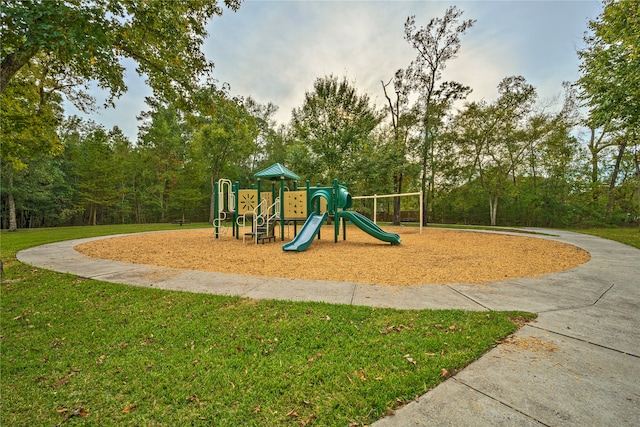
[{"left": 2, "top": 1, "right": 638, "bottom": 230}]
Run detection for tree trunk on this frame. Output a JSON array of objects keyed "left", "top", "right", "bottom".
[
  {"left": 634, "top": 150, "right": 640, "bottom": 231},
  {"left": 489, "top": 195, "right": 498, "bottom": 226},
  {"left": 428, "top": 137, "right": 436, "bottom": 219},
  {"left": 421, "top": 160, "right": 429, "bottom": 226},
  {"left": 606, "top": 141, "right": 627, "bottom": 216},
  {"left": 0, "top": 45, "right": 39, "bottom": 94},
  {"left": 7, "top": 173, "right": 18, "bottom": 231},
  {"left": 392, "top": 173, "right": 402, "bottom": 225}
]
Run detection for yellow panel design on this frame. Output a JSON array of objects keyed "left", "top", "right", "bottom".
[
  {"left": 238, "top": 189, "right": 258, "bottom": 215},
  {"left": 319, "top": 198, "right": 328, "bottom": 213},
  {"left": 260, "top": 192, "right": 273, "bottom": 208},
  {"left": 284, "top": 190, "right": 307, "bottom": 219}
]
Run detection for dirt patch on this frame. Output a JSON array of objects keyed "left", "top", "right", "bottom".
[
  {"left": 502, "top": 336, "right": 559, "bottom": 354},
  {"left": 75, "top": 226, "right": 590, "bottom": 286}
]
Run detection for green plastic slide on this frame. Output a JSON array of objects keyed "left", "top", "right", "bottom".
[
  {"left": 282, "top": 212, "right": 328, "bottom": 252},
  {"left": 338, "top": 211, "right": 401, "bottom": 245}
]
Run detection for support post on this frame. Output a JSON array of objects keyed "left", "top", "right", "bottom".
[
  {"left": 214, "top": 181, "right": 219, "bottom": 238},
  {"left": 306, "top": 180, "right": 311, "bottom": 215},
  {"left": 234, "top": 181, "right": 240, "bottom": 239},
  {"left": 373, "top": 195, "right": 377, "bottom": 224},
  {"left": 256, "top": 179, "right": 262, "bottom": 218},
  {"left": 334, "top": 179, "right": 339, "bottom": 243},
  {"left": 419, "top": 190, "right": 423, "bottom": 234},
  {"left": 280, "top": 176, "right": 285, "bottom": 241}
]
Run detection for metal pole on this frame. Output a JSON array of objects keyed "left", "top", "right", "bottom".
[
  {"left": 334, "top": 179, "right": 339, "bottom": 243},
  {"left": 281, "top": 176, "right": 285, "bottom": 241},
  {"left": 373, "top": 195, "right": 377, "bottom": 224},
  {"left": 214, "top": 181, "right": 219, "bottom": 238},
  {"left": 419, "top": 190, "right": 423, "bottom": 234}
]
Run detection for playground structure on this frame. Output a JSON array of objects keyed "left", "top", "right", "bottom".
[{"left": 212, "top": 163, "right": 401, "bottom": 251}]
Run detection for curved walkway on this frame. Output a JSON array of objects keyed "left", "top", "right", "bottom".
[{"left": 17, "top": 229, "right": 640, "bottom": 426}]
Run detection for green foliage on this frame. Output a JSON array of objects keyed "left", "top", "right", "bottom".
[
  {"left": 0, "top": 154, "right": 71, "bottom": 229},
  {"left": 0, "top": 61, "right": 64, "bottom": 171},
  {"left": 3, "top": 4, "right": 639, "bottom": 230},
  {"left": 137, "top": 101, "right": 193, "bottom": 222},
  {"left": 189, "top": 85, "right": 259, "bottom": 220},
  {"left": 403, "top": 6, "right": 476, "bottom": 225},
  {"left": 291, "top": 75, "right": 383, "bottom": 184},
  {"left": 1, "top": 0, "right": 242, "bottom": 105},
  {"left": 578, "top": 0, "right": 640, "bottom": 131}
]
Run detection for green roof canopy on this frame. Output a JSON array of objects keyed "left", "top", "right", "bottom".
[{"left": 253, "top": 163, "right": 300, "bottom": 180}]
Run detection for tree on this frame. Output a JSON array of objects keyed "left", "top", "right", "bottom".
[
  {"left": 108, "top": 127, "right": 136, "bottom": 224},
  {"left": 291, "top": 75, "right": 383, "bottom": 185},
  {"left": 243, "top": 97, "right": 279, "bottom": 173},
  {"left": 188, "top": 85, "right": 259, "bottom": 222},
  {"left": 578, "top": 0, "right": 640, "bottom": 133},
  {"left": 381, "top": 69, "right": 419, "bottom": 225},
  {"left": 0, "top": 153, "right": 70, "bottom": 229},
  {"left": 578, "top": 0, "right": 640, "bottom": 222},
  {"left": 1, "top": 0, "right": 242, "bottom": 105},
  {"left": 62, "top": 120, "right": 122, "bottom": 225},
  {"left": 0, "top": 60, "right": 64, "bottom": 230},
  {"left": 451, "top": 76, "right": 537, "bottom": 226},
  {"left": 403, "top": 6, "right": 475, "bottom": 225},
  {"left": 137, "top": 100, "right": 191, "bottom": 222}
]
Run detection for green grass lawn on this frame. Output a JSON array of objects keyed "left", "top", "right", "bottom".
[
  {"left": 568, "top": 226, "right": 640, "bottom": 249},
  {"left": 7, "top": 223, "right": 635, "bottom": 425}
]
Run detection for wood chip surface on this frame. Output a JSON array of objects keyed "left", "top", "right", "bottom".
[{"left": 75, "top": 226, "right": 590, "bottom": 286}]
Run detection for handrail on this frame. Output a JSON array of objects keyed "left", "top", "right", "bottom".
[
  {"left": 217, "top": 179, "right": 234, "bottom": 213},
  {"left": 212, "top": 210, "right": 228, "bottom": 235},
  {"left": 251, "top": 197, "right": 281, "bottom": 244}
]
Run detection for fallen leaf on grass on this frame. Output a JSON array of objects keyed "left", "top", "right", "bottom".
[
  {"left": 52, "top": 369, "right": 80, "bottom": 388},
  {"left": 56, "top": 407, "right": 89, "bottom": 426},
  {"left": 380, "top": 324, "right": 411, "bottom": 334},
  {"left": 300, "top": 413, "right": 316, "bottom": 426},
  {"left": 122, "top": 404, "right": 138, "bottom": 414},
  {"left": 286, "top": 409, "right": 299, "bottom": 417},
  {"left": 75, "top": 408, "right": 89, "bottom": 417},
  {"left": 187, "top": 394, "right": 204, "bottom": 409},
  {"left": 403, "top": 354, "right": 417, "bottom": 365},
  {"left": 307, "top": 353, "right": 322, "bottom": 362}
]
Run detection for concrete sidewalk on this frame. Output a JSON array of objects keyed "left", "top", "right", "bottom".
[{"left": 17, "top": 229, "right": 640, "bottom": 426}]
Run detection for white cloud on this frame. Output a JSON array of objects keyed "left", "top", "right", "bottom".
[{"left": 65, "top": 0, "right": 603, "bottom": 141}]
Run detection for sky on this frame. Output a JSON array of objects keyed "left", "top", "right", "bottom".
[{"left": 63, "top": 0, "right": 604, "bottom": 142}]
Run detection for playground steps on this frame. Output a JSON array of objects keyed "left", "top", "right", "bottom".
[{"left": 245, "top": 217, "right": 280, "bottom": 244}]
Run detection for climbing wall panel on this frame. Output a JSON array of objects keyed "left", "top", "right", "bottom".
[{"left": 284, "top": 191, "right": 307, "bottom": 219}]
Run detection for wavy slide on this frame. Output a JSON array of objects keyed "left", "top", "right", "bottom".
[
  {"left": 338, "top": 211, "right": 401, "bottom": 245},
  {"left": 282, "top": 212, "right": 328, "bottom": 252}
]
